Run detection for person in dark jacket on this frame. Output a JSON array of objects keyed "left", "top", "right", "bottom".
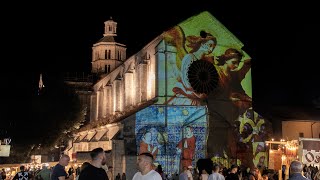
[
  {"left": 78, "top": 148, "right": 109, "bottom": 180},
  {"left": 288, "top": 161, "right": 308, "bottom": 180},
  {"left": 226, "top": 165, "right": 239, "bottom": 180}
]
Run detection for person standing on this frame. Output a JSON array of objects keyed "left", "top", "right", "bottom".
[
  {"left": 115, "top": 173, "right": 121, "bottom": 180},
  {"left": 225, "top": 165, "right": 239, "bottom": 180},
  {"left": 68, "top": 167, "right": 74, "bottom": 178},
  {"left": 179, "top": 166, "right": 192, "bottom": 180},
  {"left": 78, "top": 147, "right": 108, "bottom": 180},
  {"left": 208, "top": 164, "right": 225, "bottom": 180},
  {"left": 51, "top": 155, "right": 73, "bottom": 180},
  {"left": 12, "top": 165, "right": 31, "bottom": 180},
  {"left": 132, "top": 152, "right": 162, "bottom": 180},
  {"left": 199, "top": 169, "right": 209, "bottom": 180},
  {"left": 107, "top": 166, "right": 113, "bottom": 180},
  {"left": 288, "top": 161, "right": 308, "bottom": 180},
  {"left": 121, "top": 173, "right": 126, "bottom": 180},
  {"left": 75, "top": 162, "right": 90, "bottom": 180},
  {"left": 314, "top": 168, "right": 320, "bottom": 180},
  {"left": 36, "top": 165, "right": 51, "bottom": 180},
  {"left": 1, "top": 169, "right": 6, "bottom": 180}
]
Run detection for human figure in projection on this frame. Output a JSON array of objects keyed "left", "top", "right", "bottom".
[
  {"left": 210, "top": 48, "right": 254, "bottom": 168},
  {"left": 214, "top": 48, "right": 252, "bottom": 114},
  {"left": 164, "top": 27, "right": 217, "bottom": 105},
  {"left": 176, "top": 126, "right": 196, "bottom": 168},
  {"left": 140, "top": 130, "right": 159, "bottom": 160}
]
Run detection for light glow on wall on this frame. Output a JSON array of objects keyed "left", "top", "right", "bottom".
[{"left": 135, "top": 105, "right": 208, "bottom": 174}]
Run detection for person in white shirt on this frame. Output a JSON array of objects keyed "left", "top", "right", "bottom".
[
  {"left": 208, "top": 164, "right": 225, "bottom": 180},
  {"left": 180, "top": 166, "right": 193, "bottom": 180},
  {"left": 132, "top": 152, "right": 162, "bottom": 180},
  {"left": 187, "top": 166, "right": 194, "bottom": 180},
  {"left": 200, "top": 169, "right": 209, "bottom": 180}
]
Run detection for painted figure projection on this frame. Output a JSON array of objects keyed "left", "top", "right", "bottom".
[
  {"left": 139, "top": 128, "right": 159, "bottom": 160},
  {"left": 135, "top": 106, "right": 207, "bottom": 174},
  {"left": 214, "top": 48, "right": 252, "bottom": 114},
  {"left": 176, "top": 126, "right": 196, "bottom": 168},
  {"left": 155, "top": 11, "right": 271, "bottom": 169},
  {"left": 162, "top": 26, "right": 219, "bottom": 106},
  {"left": 161, "top": 25, "right": 251, "bottom": 109}
]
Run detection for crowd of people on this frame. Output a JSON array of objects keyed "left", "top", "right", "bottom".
[
  {"left": 172, "top": 161, "right": 320, "bottom": 180},
  {"left": 302, "top": 164, "right": 319, "bottom": 180},
  {"left": 1, "top": 149, "right": 319, "bottom": 180},
  {"left": 0, "top": 147, "right": 125, "bottom": 180}
]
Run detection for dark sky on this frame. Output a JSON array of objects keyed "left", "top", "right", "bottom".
[{"left": 1, "top": 1, "right": 319, "bottom": 144}]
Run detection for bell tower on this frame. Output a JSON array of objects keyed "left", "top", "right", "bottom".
[
  {"left": 104, "top": 17, "right": 117, "bottom": 36},
  {"left": 91, "top": 17, "right": 126, "bottom": 75}
]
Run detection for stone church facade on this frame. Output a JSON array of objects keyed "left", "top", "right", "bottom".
[{"left": 65, "top": 12, "right": 271, "bottom": 179}]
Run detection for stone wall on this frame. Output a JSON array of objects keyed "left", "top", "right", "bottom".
[{"left": 112, "top": 140, "right": 125, "bottom": 178}]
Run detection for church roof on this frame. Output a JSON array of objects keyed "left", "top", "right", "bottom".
[{"left": 97, "top": 36, "right": 117, "bottom": 43}]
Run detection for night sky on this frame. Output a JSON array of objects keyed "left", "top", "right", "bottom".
[{"left": 1, "top": 1, "right": 319, "bottom": 145}]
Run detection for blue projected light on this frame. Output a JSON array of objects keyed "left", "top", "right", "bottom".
[{"left": 136, "top": 105, "right": 208, "bottom": 174}]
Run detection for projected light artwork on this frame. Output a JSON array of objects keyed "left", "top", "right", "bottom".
[
  {"left": 136, "top": 106, "right": 208, "bottom": 174},
  {"left": 135, "top": 12, "right": 270, "bottom": 170}
]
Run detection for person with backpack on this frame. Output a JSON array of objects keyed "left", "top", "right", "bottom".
[
  {"left": 35, "top": 165, "right": 51, "bottom": 180},
  {"left": 12, "top": 165, "right": 30, "bottom": 180}
]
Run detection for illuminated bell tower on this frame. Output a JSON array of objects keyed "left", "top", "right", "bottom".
[{"left": 91, "top": 17, "right": 126, "bottom": 75}]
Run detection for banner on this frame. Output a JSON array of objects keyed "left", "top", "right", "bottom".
[
  {"left": 302, "top": 150, "right": 320, "bottom": 164},
  {"left": 268, "top": 150, "right": 282, "bottom": 171},
  {"left": 0, "top": 145, "right": 11, "bottom": 157}
]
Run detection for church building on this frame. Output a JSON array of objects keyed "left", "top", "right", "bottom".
[{"left": 64, "top": 11, "right": 271, "bottom": 179}]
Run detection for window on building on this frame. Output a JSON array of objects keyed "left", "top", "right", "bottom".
[
  {"left": 108, "top": 50, "right": 111, "bottom": 59},
  {"left": 299, "top": 132, "right": 304, "bottom": 137},
  {"left": 96, "top": 52, "right": 99, "bottom": 60},
  {"left": 105, "top": 50, "right": 108, "bottom": 59},
  {"left": 105, "top": 65, "right": 108, "bottom": 73},
  {"left": 108, "top": 65, "right": 111, "bottom": 73},
  {"left": 109, "top": 26, "right": 112, "bottom": 31}
]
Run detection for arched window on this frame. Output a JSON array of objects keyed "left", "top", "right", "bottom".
[
  {"left": 105, "top": 65, "right": 108, "bottom": 73},
  {"left": 105, "top": 50, "right": 108, "bottom": 59},
  {"left": 108, "top": 50, "right": 111, "bottom": 59}
]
